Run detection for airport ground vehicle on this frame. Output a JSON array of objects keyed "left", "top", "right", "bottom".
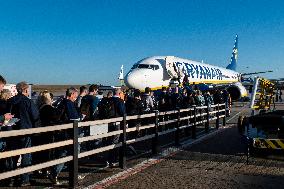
[{"left": 238, "top": 77, "right": 284, "bottom": 162}]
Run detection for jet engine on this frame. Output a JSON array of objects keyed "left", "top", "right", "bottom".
[{"left": 226, "top": 82, "right": 248, "bottom": 100}]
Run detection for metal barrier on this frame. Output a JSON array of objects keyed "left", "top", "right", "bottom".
[{"left": 0, "top": 103, "right": 226, "bottom": 187}]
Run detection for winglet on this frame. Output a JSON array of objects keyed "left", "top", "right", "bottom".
[{"left": 226, "top": 34, "right": 238, "bottom": 71}]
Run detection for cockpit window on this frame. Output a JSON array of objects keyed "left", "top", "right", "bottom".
[
  {"left": 138, "top": 64, "right": 151, "bottom": 69},
  {"left": 131, "top": 64, "right": 138, "bottom": 69},
  {"left": 153, "top": 65, "right": 159, "bottom": 70},
  {"left": 135, "top": 64, "right": 160, "bottom": 70}
]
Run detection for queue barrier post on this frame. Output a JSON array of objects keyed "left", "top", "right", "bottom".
[
  {"left": 175, "top": 108, "right": 181, "bottom": 146},
  {"left": 216, "top": 104, "right": 220, "bottom": 129},
  {"left": 119, "top": 114, "right": 127, "bottom": 169},
  {"left": 69, "top": 120, "right": 79, "bottom": 188},
  {"left": 192, "top": 106, "right": 197, "bottom": 139},
  {"left": 223, "top": 104, "right": 226, "bottom": 126},
  {"left": 152, "top": 111, "right": 159, "bottom": 155},
  {"left": 205, "top": 104, "right": 210, "bottom": 133}
]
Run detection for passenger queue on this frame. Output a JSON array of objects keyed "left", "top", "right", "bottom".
[{"left": 0, "top": 74, "right": 231, "bottom": 186}]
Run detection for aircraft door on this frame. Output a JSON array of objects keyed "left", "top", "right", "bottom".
[{"left": 165, "top": 56, "right": 178, "bottom": 79}]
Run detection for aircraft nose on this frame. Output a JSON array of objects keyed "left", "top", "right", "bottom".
[{"left": 125, "top": 72, "right": 140, "bottom": 88}]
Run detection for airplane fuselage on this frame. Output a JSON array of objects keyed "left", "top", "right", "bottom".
[{"left": 125, "top": 56, "right": 240, "bottom": 91}]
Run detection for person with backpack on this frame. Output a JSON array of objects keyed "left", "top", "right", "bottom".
[
  {"left": 171, "top": 87, "right": 183, "bottom": 110},
  {"left": 213, "top": 89, "right": 224, "bottom": 105},
  {"left": 126, "top": 89, "right": 144, "bottom": 116},
  {"left": 142, "top": 87, "right": 154, "bottom": 113},
  {"left": 204, "top": 91, "right": 214, "bottom": 106},
  {"left": 58, "top": 87, "right": 81, "bottom": 122},
  {"left": 125, "top": 90, "right": 144, "bottom": 134},
  {"left": 97, "top": 91, "right": 115, "bottom": 120},
  {"left": 50, "top": 87, "right": 80, "bottom": 185},
  {"left": 195, "top": 90, "right": 205, "bottom": 106},
  {"left": 75, "top": 86, "right": 88, "bottom": 109},
  {"left": 150, "top": 91, "right": 158, "bottom": 110},
  {"left": 125, "top": 90, "right": 143, "bottom": 144},
  {"left": 158, "top": 87, "right": 171, "bottom": 112},
  {"left": 181, "top": 88, "right": 194, "bottom": 109},
  {"left": 80, "top": 84, "right": 100, "bottom": 121},
  {"left": 158, "top": 87, "right": 167, "bottom": 112},
  {"left": 106, "top": 88, "right": 126, "bottom": 167}
]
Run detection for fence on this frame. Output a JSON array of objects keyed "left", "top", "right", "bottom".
[{"left": 0, "top": 103, "right": 226, "bottom": 187}]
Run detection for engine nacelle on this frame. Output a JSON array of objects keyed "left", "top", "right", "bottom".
[{"left": 226, "top": 82, "right": 248, "bottom": 100}]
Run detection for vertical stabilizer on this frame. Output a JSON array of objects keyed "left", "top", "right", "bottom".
[
  {"left": 226, "top": 34, "right": 238, "bottom": 71},
  {"left": 118, "top": 65, "right": 124, "bottom": 80}
]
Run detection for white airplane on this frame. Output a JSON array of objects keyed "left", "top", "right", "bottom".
[{"left": 124, "top": 35, "right": 248, "bottom": 100}]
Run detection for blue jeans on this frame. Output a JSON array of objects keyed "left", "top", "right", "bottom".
[
  {"left": 8, "top": 137, "right": 32, "bottom": 183},
  {"left": 0, "top": 139, "right": 8, "bottom": 172},
  {"left": 0, "top": 139, "right": 6, "bottom": 151},
  {"left": 107, "top": 123, "right": 120, "bottom": 163},
  {"left": 51, "top": 148, "right": 68, "bottom": 177}
]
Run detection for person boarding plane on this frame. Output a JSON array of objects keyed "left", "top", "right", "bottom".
[{"left": 124, "top": 35, "right": 248, "bottom": 100}]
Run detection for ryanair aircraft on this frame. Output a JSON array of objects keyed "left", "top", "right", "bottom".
[{"left": 124, "top": 35, "right": 248, "bottom": 100}]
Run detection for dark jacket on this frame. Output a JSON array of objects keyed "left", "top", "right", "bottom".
[
  {"left": 213, "top": 91, "right": 224, "bottom": 104},
  {"left": 125, "top": 97, "right": 144, "bottom": 128},
  {"left": 125, "top": 97, "right": 144, "bottom": 116},
  {"left": 58, "top": 98, "right": 80, "bottom": 123},
  {"left": 0, "top": 99, "right": 9, "bottom": 115},
  {"left": 158, "top": 92, "right": 172, "bottom": 112},
  {"left": 39, "top": 104, "right": 61, "bottom": 126},
  {"left": 81, "top": 95, "right": 99, "bottom": 120},
  {"left": 171, "top": 93, "right": 183, "bottom": 110},
  {"left": 182, "top": 95, "right": 195, "bottom": 108},
  {"left": 204, "top": 94, "right": 214, "bottom": 106},
  {"left": 8, "top": 94, "right": 39, "bottom": 130},
  {"left": 112, "top": 96, "right": 126, "bottom": 117},
  {"left": 0, "top": 99, "right": 10, "bottom": 131}
]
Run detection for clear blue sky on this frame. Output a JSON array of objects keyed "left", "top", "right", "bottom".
[{"left": 0, "top": 0, "right": 283, "bottom": 85}]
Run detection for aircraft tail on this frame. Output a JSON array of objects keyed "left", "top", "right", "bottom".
[
  {"left": 226, "top": 34, "right": 238, "bottom": 71},
  {"left": 118, "top": 65, "right": 124, "bottom": 80}
]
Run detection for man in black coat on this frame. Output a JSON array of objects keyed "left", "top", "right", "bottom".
[
  {"left": 49, "top": 87, "right": 80, "bottom": 185},
  {"left": 107, "top": 88, "right": 126, "bottom": 167},
  {"left": 80, "top": 84, "right": 100, "bottom": 121},
  {"left": 7, "top": 82, "right": 39, "bottom": 186}
]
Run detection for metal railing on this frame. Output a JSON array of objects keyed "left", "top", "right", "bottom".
[{"left": 0, "top": 103, "right": 226, "bottom": 187}]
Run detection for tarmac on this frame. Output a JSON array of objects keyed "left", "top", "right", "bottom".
[{"left": 81, "top": 102, "right": 284, "bottom": 189}]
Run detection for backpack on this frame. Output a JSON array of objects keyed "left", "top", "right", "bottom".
[
  {"left": 158, "top": 93, "right": 171, "bottom": 111},
  {"left": 80, "top": 98, "right": 91, "bottom": 120},
  {"left": 98, "top": 97, "right": 116, "bottom": 119},
  {"left": 142, "top": 95, "right": 152, "bottom": 113},
  {"left": 56, "top": 98, "right": 69, "bottom": 123},
  {"left": 126, "top": 97, "right": 143, "bottom": 115},
  {"left": 194, "top": 96, "right": 201, "bottom": 106}
]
